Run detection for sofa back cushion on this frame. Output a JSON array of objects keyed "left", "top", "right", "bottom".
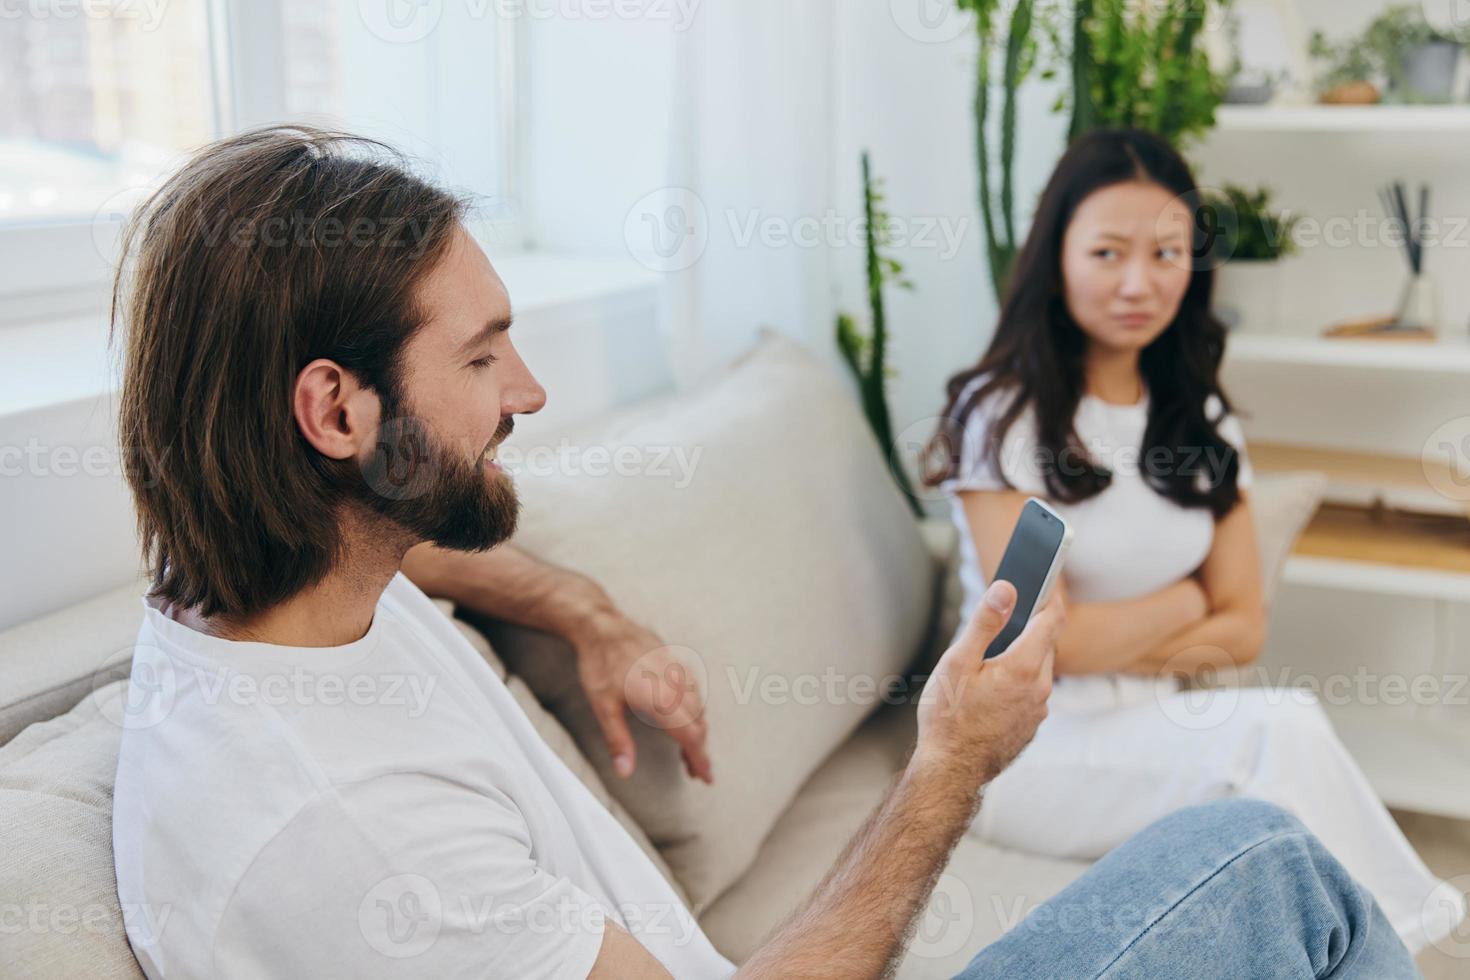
[
  {"left": 0, "top": 681, "right": 146, "bottom": 979},
  {"left": 485, "top": 334, "right": 937, "bottom": 907}
]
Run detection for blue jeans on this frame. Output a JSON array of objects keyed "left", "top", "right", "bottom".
[{"left": 956, "top": 799, "right": 1419, "bottom": 979}]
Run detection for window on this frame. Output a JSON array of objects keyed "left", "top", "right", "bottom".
[
  {"left": 0, "top": 0, "right": 215, "bottom": 224},
  {"left": 0, "top": 0, "right": 518, "bottom": 322}
]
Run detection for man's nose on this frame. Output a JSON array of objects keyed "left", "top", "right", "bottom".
[{"left": 505, "top": 355, "right": 547, "bottom": 417}]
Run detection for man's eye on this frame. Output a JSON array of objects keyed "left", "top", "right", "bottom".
[
  {"left": 469, "top": 354, "right": 498, "bottom": 369},
  {"left": 1094, "top": 249, "right": 1118, "bottom": 260}
]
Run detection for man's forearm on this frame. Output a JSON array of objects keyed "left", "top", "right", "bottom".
[
  {"left": 737, "top": 756, "right": 979, "bottom": 979},
  {"left": 401, "top": 543, "right": 612, "bottom": 642}
]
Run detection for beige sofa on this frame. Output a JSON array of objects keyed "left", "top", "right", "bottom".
[{"left": 0, "top": 336, "right": 1325, "bottom": 978}]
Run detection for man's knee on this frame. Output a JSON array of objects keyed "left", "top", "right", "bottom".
[{"left": 1125, "top": 798, "right": 1307, "bottom": 867}]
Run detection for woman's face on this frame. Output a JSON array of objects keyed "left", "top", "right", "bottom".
[{"left": 1060, "top": 180, "right": 1194, "bottom": 355}]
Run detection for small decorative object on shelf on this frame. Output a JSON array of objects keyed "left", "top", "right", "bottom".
[
  {"left": 1206, "top": 184, "right": 1300, "bottom": 332},
  {"left": 1322, "top": 315, "right": 1435, "bottom": 343},
  {"left": 1379, "top": 180, "right": 1438, "bottom": 333},
  {"left": 1319, "top": 80, "right": 1382, "bottom": 105}
]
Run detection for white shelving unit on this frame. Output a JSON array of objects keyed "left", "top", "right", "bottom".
[
  {"left": 1227, "top": 332, "right": 1470, "bottom": 373},
  {"left": 1217, "top": 104, "right": 1470, "bottom": 133},
  {"left": 1211, "top": 99, "right": 1470, "bottom": 820}
]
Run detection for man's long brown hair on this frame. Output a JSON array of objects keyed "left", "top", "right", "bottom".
[{"left": 113, "top": 125, "right": 468, "bottom": 619}]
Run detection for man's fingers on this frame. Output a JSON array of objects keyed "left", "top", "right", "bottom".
[
  {"left": 596, "top": 702, "right": 638, "bottom": 778},
  {"left": 954, "top": 580, "right": 1017, "bottom": 656},
  {"left": 673, "top": 722, "right": 714, "bottom": 785},
  {"left": 991, "top": 603, "right": 1062, "bottom": 674}
]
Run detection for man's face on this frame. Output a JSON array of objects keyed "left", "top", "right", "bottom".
[{"left": 352, "top": 225, "right": 546, "bottom": 551}]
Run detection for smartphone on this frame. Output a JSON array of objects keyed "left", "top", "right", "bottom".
[{"left": 983, "top": 498, "right": 1073, "bottom": 659}]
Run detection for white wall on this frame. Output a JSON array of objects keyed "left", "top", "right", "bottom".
[
  {"left": 830, "top": 5, "right": 1068, "bottom": 500},
  {"left": 521, "top": 3, "right": 1070, "bottom": 495}
]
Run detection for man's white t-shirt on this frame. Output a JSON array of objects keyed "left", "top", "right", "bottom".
[{"left": 112, "top": 573, "right": 736, "bottom": 980}]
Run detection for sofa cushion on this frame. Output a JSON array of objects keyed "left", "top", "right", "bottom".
[
  {"left": 1249, "top": 471, "right": 1328, "bottom": 605},
  {"left": 0, "top": 628, "right": 684, "bottom": 979},
  {"left": 0, "top": 680, "right": 146, "bottom": 980},
  {"left": 699, "top": 698, "right": 1092, "bottom": 978},
  {"left": 0, "top": 577, "right": 151, "bottom": 747},
  {"left": 485, "top": 334, "right": 937, "bottom": 908}
]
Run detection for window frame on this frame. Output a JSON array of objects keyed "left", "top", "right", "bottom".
[{"left": 0, "top": 0, "right": 526, "bottom": 327}]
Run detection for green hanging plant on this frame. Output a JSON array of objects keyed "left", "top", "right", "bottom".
[
  {"left": 959, "top": 0, "right": 1059, "bottom": 303},
  {"left": 835, "top": 152, "right": 920, "bottom": 516},
  {"left": 1065, "top": 0, "right": 1232, "bottom": 147}
]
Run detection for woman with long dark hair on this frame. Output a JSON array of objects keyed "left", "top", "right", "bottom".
[{"left": 928, "top": 127, "right": 1461, "bottom": 953}]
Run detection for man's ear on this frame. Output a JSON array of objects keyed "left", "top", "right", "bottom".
[{"left": 293, "top": 359, "right": 378, "bottom": 460}]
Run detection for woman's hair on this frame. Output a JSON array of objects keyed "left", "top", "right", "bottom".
[
  {"left": 113, "top": 125, "right": 469, "bottom": 619},
  {"left": 923, "top": 127, "right": 1242, "bottom": 519}
]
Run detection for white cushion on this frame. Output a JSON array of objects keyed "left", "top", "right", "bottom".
[
  {"left": 1249, "top": 471, "right": 1327, "bottom": 605},
  {"left": 487, "top": 334, "right": 937, "bottom": 907}
]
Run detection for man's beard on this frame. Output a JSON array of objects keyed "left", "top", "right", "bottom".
[{"left": 351, "top": 388, "right": 520, "bottom": 553}]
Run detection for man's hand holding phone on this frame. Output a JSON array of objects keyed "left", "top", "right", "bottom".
[{"left": 914, "top": 580, "right": 1063, "bottom": 789}]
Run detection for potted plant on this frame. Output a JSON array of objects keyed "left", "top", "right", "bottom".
[
  {"left": 1311, "top": 5, "right": 1469, "bottom": 105},
  {"left": 1207, "top": 184, "right": 1301, "bottom": 333},
  {"left": 835, "top": 152, "right": 921, "bottom": 515}
]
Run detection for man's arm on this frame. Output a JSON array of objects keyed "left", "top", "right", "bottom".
[
  {"left": 588, "top": 581, "right": 1061, "bottom": 979},
  {"left": 402, "top": 543, "right": 712, "bottom": 783}
]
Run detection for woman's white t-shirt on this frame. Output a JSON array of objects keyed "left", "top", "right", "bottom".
[{"left": 943, "top": 379, "right": 1252, "bottom": 631}]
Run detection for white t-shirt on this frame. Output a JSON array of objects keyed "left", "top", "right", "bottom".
[
  {"left": 112, "top": 573, "right": 735, "bottom": 980},
  {"left": 944, "top": 379, "right": 1252, "bottom": 631}
]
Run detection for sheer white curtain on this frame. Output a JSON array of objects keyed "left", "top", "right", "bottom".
[
  {"left": 659, "top": 0, "right": 840, "bottom": 385},
  {"left": 524, "top": 2, "right": 841, "bottom": 387}
]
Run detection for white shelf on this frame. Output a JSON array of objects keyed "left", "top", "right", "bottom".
[
  {"left": 1327, "top": 706, "right": 1470, "bottom": 820},
  {"left": 1283, "top": 555, "right": 1470, "bottom": 604},
  {"left": 1216, "top": 104, "right": 1470, "bottom": 133},
  {"left": 1225, "top": 332, "right": 1470, "bottom": 374}
]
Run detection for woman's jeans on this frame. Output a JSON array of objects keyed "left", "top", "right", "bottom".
[{"left": 955, "top": 799, "right": 1420, "bottom": 979}]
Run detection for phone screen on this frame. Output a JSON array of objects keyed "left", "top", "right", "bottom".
[{"left": 984, "top": 499, "right": 1069, "bottom": 659}]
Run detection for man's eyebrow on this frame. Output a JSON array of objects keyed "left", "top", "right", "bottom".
[{"left": 454, "top": 315, "right": 514, "bottom": 358}]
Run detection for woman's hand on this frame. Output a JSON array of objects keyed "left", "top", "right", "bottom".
[{"left": 569, "top": 608, "right": 714, "bottom": 784}]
